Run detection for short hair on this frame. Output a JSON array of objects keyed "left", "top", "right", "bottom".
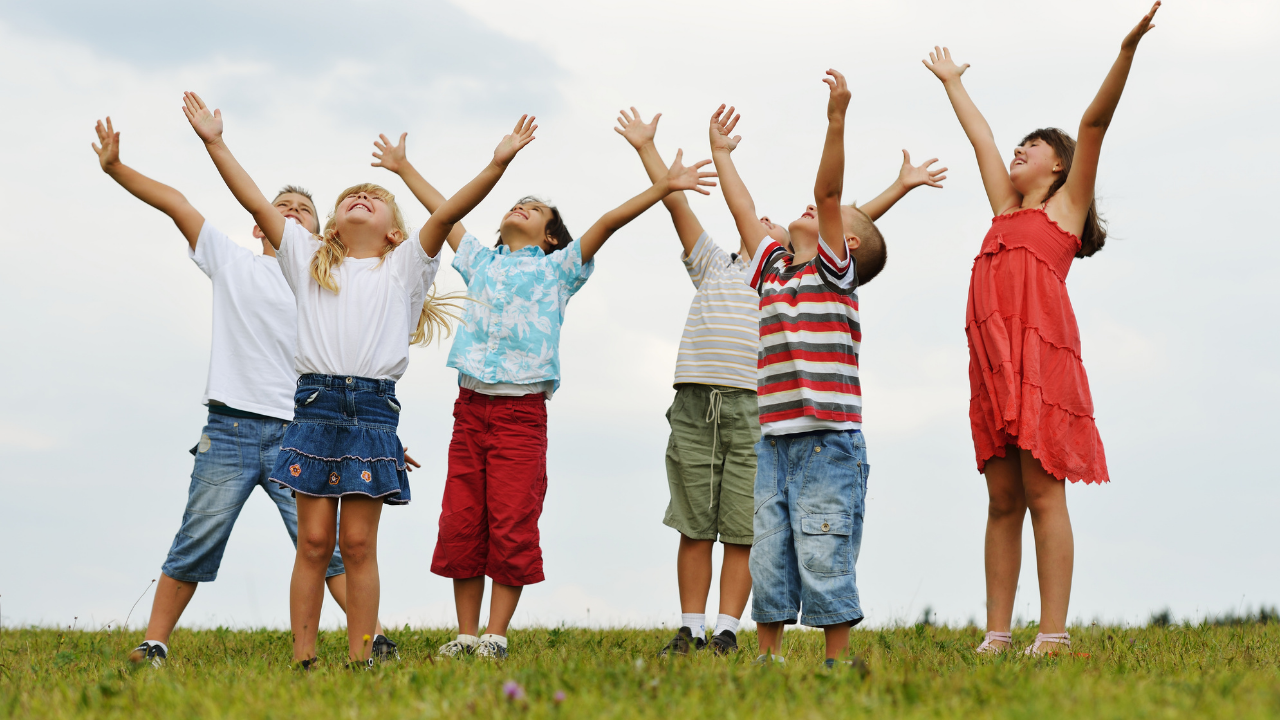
[
  {"left": 273, "top": 185, "right": 320, "bottom": 233},
  {"left": 843, "top": 205, "right": 886, "bottom": 286}
]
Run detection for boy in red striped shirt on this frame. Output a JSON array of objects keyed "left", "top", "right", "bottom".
[{"left": 709, "top": 69, "right": 897, "bottom": 666}]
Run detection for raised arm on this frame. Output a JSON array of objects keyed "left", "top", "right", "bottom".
[
  {"left": 182, "top": 92, "right": 282, "bottom": 247},
  {"left": 578, "top": 150, "right": 716, "bottom": 263},
  {"left": 709, "top": 105, "right": 768, "bottom": 258},
  {"left": 372, "top": 132, "right": 466, "bottom": 253},
  {"left": 419, "top": 115, "right": 536, "bottom": 258},
  {"left": 815, "top": 69, "right": 850, "bottom": 262},
  {"left": 1060, "top": 1, "right": 1160, "bottom": 223},
  {"left": 615, "top": 107, "right": 705, "bottom": 256},
  {"left": 923, "top": 48, "right": 1020, "bottom": 215},
  {"left": 93, "top": 117, "right": 205, "bottom": 249},
  {"left": 857, "top": 149, "right": 947, "bottom": 221}
]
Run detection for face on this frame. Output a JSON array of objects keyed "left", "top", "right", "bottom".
[
  {"left": 758, "top": 215, "right": 791, "bottom": 246},
  {"left": 335, "top": 190, "right": 397, "bottom": 238},
  {"left": 272, "top": 192, "right": 319, "bottom": 233},
  {"left": 500, "top": 201, "right": 557, "bottom": 250},
  {"left": 787, "top": 204, "right": 819, "bottom": 238},
  {"left": 1009, "top": 138, "right": 1062, "bottom": 191}
]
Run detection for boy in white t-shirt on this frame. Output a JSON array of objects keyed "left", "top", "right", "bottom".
[{"left": 92, "top": 117, "right": 399, "bottom": 667}]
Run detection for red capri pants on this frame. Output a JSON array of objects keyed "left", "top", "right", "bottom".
[{"left": 431, "top": 388, "right": 548, "bottom": 586}]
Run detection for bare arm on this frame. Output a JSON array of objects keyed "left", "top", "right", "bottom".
[
  {"left": 1060, "top": 1, "right": 1160, "bottom": 225},
  {"left": 709, "top": 105, "right": 768, "bottom": 258},
  {"left": 815, "top": 69, "right": 850, "bottom": 262},
  {"left": 420, "top": 115, "right": 537, "bottom": 259},
  {"left": 182, "top": 92, "right": 282, "bottom": 248},
  {"left": 615, "top": 108, "right": 705, "bottom": 256},
  {"left": 93, "top": 117, "right": 205, "bottom": 249},
  {"left": 371, "top": 132, "right": 466, "bottom": 253},
  {"left": 578, "top": 150, "right": 717, "bottom": 264},
  {"left": 923, "top": 48, "right": 1020, "bottom": 215},
  {"left": 857, "top": 149, "right": 948, "bottom": 221}
]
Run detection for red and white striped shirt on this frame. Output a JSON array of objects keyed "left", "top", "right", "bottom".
[{"left": 746, "top": 236, "right": 861, "bottom": 436}]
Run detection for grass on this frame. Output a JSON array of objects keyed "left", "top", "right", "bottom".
[{"left": 3, "top": 623, "right": 1279, "bottom": 719}]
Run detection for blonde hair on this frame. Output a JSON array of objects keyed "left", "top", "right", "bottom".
[
  {"left": 842, "top": 204, "right": 887, "bottom": 286},
  {"left": 311, "top": 182, "right": 463, "bottom": 346}
]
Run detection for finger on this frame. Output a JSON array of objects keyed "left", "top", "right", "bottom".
[
  {"left": 192, "top": 92, "right": 208, "bottom": 111},
  {"left": 513, "top": 114, "right": 528, "bottom": 133},
  {"left": 105, "top": 116, "right": 115, "bottom": 136},
  {"left": 731, "top": 135, "right": 742, "bottom": 145},
  {"left": 933, "top": 175, "right": 947, "bottom": 183},
  {"left": 613, "top": 126, "right": 625, "bottom": 136},
  {"left": 378, "top": 133, "right": 390, "bottom": 145},
  {"left": 901, "top": 149, "right": 911, "bottom": 165},
  {"left": 618, "top": 109, "right": 631, "bottom": 123},
  {"left": 673, "top": 148, "right": 684, "bottom": 165},
  {"left": 711, "top": 103, "right": 726, "bottom": 122},
  {"left": 697, "top": 177, "right": 717, "bottom": 185},
  {"left": 692, "top": 158, "right": 713, "bottom": 170},
  {"left": 91, "top": 142, "right": 100, "bottom": 155},
  {"left": 933, "top": 166, "right": 949, "bottom": 175},
  {"left": 693, "top": 187, "right": 712, "bottom": 195},
  {"left": 630, "top": 106, "right": 641, "bottom": 121},
  {"left": 399, "top": 132, "right": 407, "bottom": 145},
  {"left": 724, "top": 114, "right": 740, "bottom": 134},
  {"left": 961, "top": 63, "right": 970, "bottom": 72}
]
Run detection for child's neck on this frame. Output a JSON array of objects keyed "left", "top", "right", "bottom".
[
  {"left": 500, "top": 230, "right": 550, "bottom": 254},
  {"left": 789, "top": 232, "right": 820, "bottom": 265},
  {"left": 342, "top": 229, "right": 392, "bottom": 260}
]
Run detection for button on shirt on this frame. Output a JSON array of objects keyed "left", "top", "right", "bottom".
[{"left": 446, "top": 233, "right": 595, "bottom": 393}]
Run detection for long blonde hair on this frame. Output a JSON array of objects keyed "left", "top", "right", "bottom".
[{"left": 312, "top": 183, "right": 463, "bottom": 346}]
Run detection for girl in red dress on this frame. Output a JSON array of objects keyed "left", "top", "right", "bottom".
[{"left": 924, "top": 1, "right": 1161, "bottom": 655}]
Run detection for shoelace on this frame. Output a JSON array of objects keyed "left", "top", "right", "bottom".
[
  {"left": 975, "top": 631, "right": 1013, "bottom": 654},
  {"left": 705, "top": 388, "right": 724, "bottom": 510},
  {"left": 1024, "top": 632, "right": 1071, "bottom": 656}
]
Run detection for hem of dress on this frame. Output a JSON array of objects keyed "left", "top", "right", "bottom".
[
  {"left": 281, "top": 446, "right": 407, "bottom": 471},
  {"left": 976, "top": 439, "right": 1109, "bottom": 486},
  {"left": 271, "top": 478, "right": 409, "bottom": 505}
]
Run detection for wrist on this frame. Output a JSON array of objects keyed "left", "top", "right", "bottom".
[{"left": 395, "top": 158, "right": 414, "bottom": 175}]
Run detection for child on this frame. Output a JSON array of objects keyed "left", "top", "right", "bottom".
[
  {"left": 613, "top": 108, "right": 944, "bottom": 656},
  {"left": 923, "top": 2, "right": 1159, "bottom": 656},
  {"left": 182, "top": 91, "right": 465, "bottom": 667},
  {"left": 379, "top": 120, "right": 716, "bottom": 660},
  {"left": 91, "top": 117, "right": 398, "bottom": 667},
  {"left": 711, "top": 69, "right": 877, "bottom": 666}
]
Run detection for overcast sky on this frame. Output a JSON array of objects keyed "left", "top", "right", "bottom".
[{"left": 2, "top": 0, "right": 1277, "bottom": 632}]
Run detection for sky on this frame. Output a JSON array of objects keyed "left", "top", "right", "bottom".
[{"left": 1, "top": 0, "right": 1278, "bottom": 633}]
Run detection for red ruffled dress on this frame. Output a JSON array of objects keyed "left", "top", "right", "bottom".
[{"left": 966, "top": 207, "right": 1108, "bottom": 484}]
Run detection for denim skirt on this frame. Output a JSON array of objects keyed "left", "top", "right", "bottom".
[{"left": 269, "top": 374, "right": 411, "bottom": 505}]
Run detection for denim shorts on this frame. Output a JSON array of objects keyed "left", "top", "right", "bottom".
[
  {"left": 162, "top": 413, "right": 345, "bottom": 583},
  {"left": 270, "top": 374, "right": 410, "bottom": 505},
  {"left": 749, "top": 429, "right": 869, "bottom": 627}
]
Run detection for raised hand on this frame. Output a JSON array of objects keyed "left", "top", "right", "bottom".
[
  {"left": 822, "top": 69, "right": 851, "bottom": 121},
  {"left": 493, "top": 114, "right": 537, "bottom": 168},
  {"left": 664, "top": 149, "right": 717, "bottom": 196},
  {"left": 92, "top": 117, "right": 121, "bottom": 171},
  {"left": 182, "top": 91, "right": 224, "bottom": 145},
  {"left": 1121, "top": 0, "right": 1160, "bottom": 52},
  {"left": 709, "top": 105, "right": 742, "bottom": 154},
  {"left": 923, "top": 46, "right": 970, "bottom": 84},
  {"left": 614, "top": 107, "right": 660, "bottom": 150},
  {"left": 898, "top": 149, "right": 947, "bottom": 190},
  {"left": 372, "top": 132, "right": 409, "bottom": 173}
]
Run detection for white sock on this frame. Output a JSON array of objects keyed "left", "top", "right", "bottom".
[
  {"left": 480, "top": 633, "right": 508, "bottom": 648},
  {"left": 714, "top": 614, "right": 740, "bottom": 636},
  {"left": 455, "top": 634, "right": 480, "bottom": 646},
  {"left": 681, "top": 613, "right": 706, "bottom": 638}
]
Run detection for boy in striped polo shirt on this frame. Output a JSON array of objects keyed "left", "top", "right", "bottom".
[{"left": 710, "top": 70, "right": 935, "bottom": 665}]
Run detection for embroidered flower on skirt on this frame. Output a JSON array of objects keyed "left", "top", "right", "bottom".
[{"left": 269, "top": 374, "right": 412, "bottom": 505}]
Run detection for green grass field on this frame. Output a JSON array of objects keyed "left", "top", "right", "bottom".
[{"left": 3, "top": 622, "right": 1278, "bottom": 719}]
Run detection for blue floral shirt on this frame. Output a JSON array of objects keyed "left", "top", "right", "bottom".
[{"left": 446, "top": 233, "right": 595, "bottom": 391}]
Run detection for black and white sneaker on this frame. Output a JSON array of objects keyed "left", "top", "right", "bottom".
[
  {"left": 128, "top": 642, "right": 167, "bottom": 668},
  {"left": 476, "top": 637, "right": 508, "bottom": 659},
  {"left": 709, "top": 630, "right": 739, "bottom": 655},
  {"left": 658, "top": 627, "right": 706, "bottom": 657},
  {"left": 371, "top": 634, "right": 400, "bottom": 662}
]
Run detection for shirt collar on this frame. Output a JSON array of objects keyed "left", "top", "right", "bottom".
[{"left": 497, "top": 242, "right": 547, "bottom": 258}]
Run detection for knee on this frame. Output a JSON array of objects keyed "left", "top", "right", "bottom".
[
  {"left": 1024, "top": 486, "right": 1066, "bottom": 518},
  {"left": 987, "top": 492, "right": 1025, "bottom": 522},
  {"left": 298, "top": 530, "right": 336, "bottom": 564},
  {"left": 338, "top": 532, "right": 374, "bottom": 566}
]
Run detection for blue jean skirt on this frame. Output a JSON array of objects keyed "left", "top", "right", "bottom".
[{"left": 269, "top": 374, "right": 411, "bottom": 505}]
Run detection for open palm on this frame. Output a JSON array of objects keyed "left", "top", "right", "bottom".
[
  {"left": 923, "top": 46, "right": 969, "bottom": 83},
  {"left": 182, "top": 91, "right": 223, "bottom": 144},
  {"left": 666, "top": 149, "right": 717, "bottom": 195},
  {"left": 92, "top": 117, "right": 121, "bottom": 171},
  {"left": 898, "top": 149, "right": 948, "bottom": 189},
  {"left": 614, "top": 107, "right": 660, "bottom": 149},
  {"left": 371, "top": 133, "right": 408, "bottom": 172},
  {"left": 493, "top": 114, "right": 537, "bottom": 168}
]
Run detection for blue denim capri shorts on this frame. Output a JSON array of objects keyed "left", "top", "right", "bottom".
[
  {"left": 270, "top": 374, "right": 411, "bottom": 505},
  {"left": 749, "top": 429, "right": 869, "bottom": 628}
]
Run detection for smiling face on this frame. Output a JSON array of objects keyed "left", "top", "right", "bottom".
[
  {"left": 499, "top": 200, "right": 559, "bottom": 252},
  {"left": 1009, "top": 137, "right": 1063, "bottom": 196},
  {"left": 787, "top": 204, "right": 820, "bottom": 240},
  {"left": 334, "top": 189, "right": 399, "bottom": 241},
  {"left": 273, "top": 192, "right": 319, "bottom": 233}
]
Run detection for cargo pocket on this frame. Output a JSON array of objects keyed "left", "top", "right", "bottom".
[{"left": 798, "top": 513, "right": 853, "bottom": 576}]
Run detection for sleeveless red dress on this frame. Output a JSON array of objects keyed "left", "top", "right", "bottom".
[{"left": 966, "top": 207, "right": 1108, "bottom": 484}]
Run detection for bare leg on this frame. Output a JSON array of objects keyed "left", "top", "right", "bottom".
[
  {"left": 453, "top": 576, "right": 486, "bottom": 637},
  {"left": 677, "top": 535, "right": 714, "bottom": 616},
  {"left": 139, "top": 574, "right": 197, "bottom": 646},
  {"left": 324, "top": 574, "right": 384, "bottom": 636},
  {"left": 716, "top": 542, "right": 752, "bottom": 621},
  {"left": 290, "top": 496, "right": 338, "bottom": 661},
  {"left": 756, "top": 621, "right": 785, "bottom": 657},
  {"left": 1021, "top": 449, "right": 1073, "bottom": 635},
  {"left": 823, "top": 621, "right": 852, "bottom": 660},
  {"left": 336, "top": 496, "right": 384, "bottom": 661},
  {"left": 983, "top": 446, "right": 1026, "bottom": 649},
  {"left": 485, "top": 582, "right": 524, "bottom": 637}
]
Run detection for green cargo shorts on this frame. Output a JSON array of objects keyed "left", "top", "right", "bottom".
[{"left": 663, "top": 383, "right": 760, "bottom": 545}]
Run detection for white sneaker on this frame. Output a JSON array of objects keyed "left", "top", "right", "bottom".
[
  {"left": 476, "top": 634, "right": 508, "bottom": 659},
  {"left": 437, "top": 635, "right": 480, "bottom": 658}
]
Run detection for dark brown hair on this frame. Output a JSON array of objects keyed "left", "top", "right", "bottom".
[
  {"left": 1020, "top": 128, "right": 1107, "bottom": 257},
  {"left": 496, "top": 196, "right": 574, "bottom": 254}
]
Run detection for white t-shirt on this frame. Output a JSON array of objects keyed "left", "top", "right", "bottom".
[
  {"left": 189, "top": 222, "right": 298, "bottom": 420},
  {"left": 276, "top": 219, "right": 441, "bottom": 381}
]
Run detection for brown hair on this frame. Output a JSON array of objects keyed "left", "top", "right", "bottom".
[
  {"left": 843, "top": 205, "right": 886, "bottom": 286},
  {"left": 272, "top": 185, "right": 320, "bottom": 233},
  {"left": 1020, "top": 128, "right": 1108, "bottom": 257}
]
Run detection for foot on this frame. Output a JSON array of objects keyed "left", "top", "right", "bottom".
[
  {"left": 438, "top": 635, "right": 480, "bottom": 658},
  {"left": 658, "top": 627, "right": 706, "bottom": 657},
  {"left": 1024, "top": 632, "right": 1070, "bottom": 656},
  {"left": 295, "top": 657, "right": 319, "bottom": 671},
  {"left": 709, "top": 629, "right": 739, "bottom": 655},
  {"left": 371, "top": 634, "right": 400, "bottom": 662},
  {"left": 975, "top": 631, "right": 1013, "bottom": 654},
  {"left": 127, "top": 642, "right": 167, "bottom": 668},
  {"left": 752, "top": 653, "right": 786, "bottom": 666},
  {"left": 476, "top": 636, "right": 509, "bottom": 660}
]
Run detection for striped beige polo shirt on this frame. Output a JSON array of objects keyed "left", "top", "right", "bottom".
[{"left": 674, "top": 233, "right": 761, "bottom": 391}]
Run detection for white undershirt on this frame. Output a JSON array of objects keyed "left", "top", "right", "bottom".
[{"left": 459, "top": 372, "right": 554, "bottom": 400}]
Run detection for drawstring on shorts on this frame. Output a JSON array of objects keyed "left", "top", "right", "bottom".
[{"left": 706, "top": 388, "right": 724, "bottom": 510}]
